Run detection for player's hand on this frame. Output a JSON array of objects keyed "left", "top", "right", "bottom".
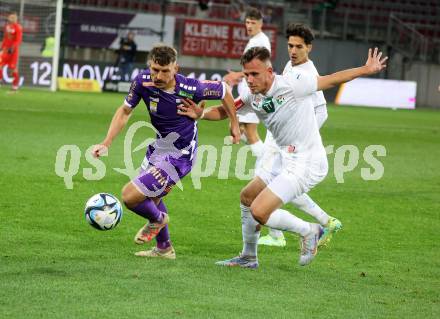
[
  {"left": 364, "top": 47, "right": 388, "bottom": 75},
  {"left": 7, "top": 47, "right": 14, "bottom": 54},
  {"left": 91, "top": 144, "right": 109, "bottom": 158},
  {"left": 223, "top": 70, "right": 244, "bottom": 87},
  {"left": 177, "top": 98, "right": 205, "bottom": 119},
  {"left": 229, "top": 122, "right": 240, "bottom": 144}
]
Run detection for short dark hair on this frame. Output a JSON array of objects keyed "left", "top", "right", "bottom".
[
  {"left": 245, "top": 7, "right": 263, "bottom": 21},
  {"left": 148, "top": 45, "right": 177, "bottom": 66},
  {"left": 240, "top": 47, "right": 271, "bottom": 66},
  {"left": 285, "top": 23, "right": 314, "bottom": 45}
]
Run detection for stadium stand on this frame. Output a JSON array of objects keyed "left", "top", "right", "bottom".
[{"left": 65, "top": 0, "right": 439, "bottom": 63}]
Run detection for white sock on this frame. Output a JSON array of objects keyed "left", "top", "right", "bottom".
[
  {"left": 291, "top": 194, "right": 329, "bottom": 226},
  {"left": 250, "top": 140, "right": 265, "bottom": 172},
  {"left": 249, "top": 140, "right": 265, "bottom": 158},
  {"left": 265, "top": 209, "right": 311, "bottom": 237},
  {"left": 268, "top": 228, "right": 284, "bottom": 239},
  {"left": 240, "top": 204, "right": 260, "bottom": 257}
]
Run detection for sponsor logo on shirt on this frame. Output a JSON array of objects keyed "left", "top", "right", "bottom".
[
  {"left": 203, "top": 88, "right": 221, "bottom": 97},
  {"left": 142, "top": 82, "right": 155, "bottom": 87},
  {"left": 6, "top": 26, "right": 15, "bottom": 34},
  {"left": 149, "top": 97, "right": 159, "bottom": 113},
  {"left": 201, "top": 80, "right": 220, "bottom": 84},
  {"left": 261, "top": 97, "right": 275, "bottom": 113},
  {"left": 178, "top": 90, "right": 194, "bottom": 99},
  {"left": 127, "top": 81, "right": 137, "bottom": 103}
]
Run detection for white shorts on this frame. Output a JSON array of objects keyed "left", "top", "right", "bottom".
[
  {"left": 256, "top": 131, "right": 280, "bottom": 182},
  {"left": 314, "top": 104, "right": 328, "bottom": 128},
  {"left": 237, "top": 78, "right": 260, "bottom": 124},
  {"left": 257, "top": 147, "right": 328, "bottom": 204}
]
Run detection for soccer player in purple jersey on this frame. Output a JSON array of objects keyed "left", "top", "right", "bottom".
[{"left": 92, "top": 45, "right": 240, "bottom": 259}]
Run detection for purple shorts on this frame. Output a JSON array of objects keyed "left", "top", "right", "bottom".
[{"left": 132, "top": 156, "right": 193, "bottom": 198}]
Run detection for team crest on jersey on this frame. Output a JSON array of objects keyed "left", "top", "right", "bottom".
[{"left": 275, "top": 95, "right": 285, "bottom": 105}]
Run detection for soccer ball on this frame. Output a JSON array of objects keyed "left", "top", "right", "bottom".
[{"left": 84, "top": 193, "right": 123, "bottom": 230}]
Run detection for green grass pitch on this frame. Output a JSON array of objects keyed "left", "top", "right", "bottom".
[{"left": 0, "top": 88, "right": 439, "bottom": 318}]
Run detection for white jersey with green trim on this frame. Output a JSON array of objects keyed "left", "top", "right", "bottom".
[
  {"left": 244, "top": 31, "right": 271, "bottom": 53},
  {"left": 239, "top": 73, "right": 324, "bottom": 155},
  {"left": 283, "top": 60, "right": 326, "bottom": 109}
]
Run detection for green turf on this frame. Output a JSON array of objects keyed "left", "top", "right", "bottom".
[{"left": 0, "top": 88, "right": 439, "bottom": 318}]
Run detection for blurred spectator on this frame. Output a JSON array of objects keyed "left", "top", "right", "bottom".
[
  {"left": 196, "top": 0, "right": 210, "bottom": 19},
  {"left": 116, "top": 31, "right": 137, "bottom": 81},
  {"left": 263, "top": 8, "right": 273, "bottom": 24}
]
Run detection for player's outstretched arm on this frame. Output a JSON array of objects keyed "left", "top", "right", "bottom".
[
  {"left": 317, "top": 47, "right": 388, "bottom": 91},
  {"left": 92, "top": 104, "right": 133, "bottom": 157}
]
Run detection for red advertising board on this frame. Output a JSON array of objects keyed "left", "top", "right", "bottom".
[{"left": 181, "top": 19, "right": 277, "bottom": 59}]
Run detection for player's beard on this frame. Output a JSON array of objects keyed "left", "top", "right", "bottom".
[{"left": 153, "top": 81, "right": 166, "bottom": 88}]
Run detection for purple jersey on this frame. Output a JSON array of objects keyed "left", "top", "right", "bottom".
[{"left": 124, "top": 69, "right": 226, "bottom": 159}]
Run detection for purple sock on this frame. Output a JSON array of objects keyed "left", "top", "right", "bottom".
[
  {"left": 130, "top": 198, "right": 164, "bottom": 223},
  {"left": 156, "top": 200, "right": 171, "bottom": 249}
]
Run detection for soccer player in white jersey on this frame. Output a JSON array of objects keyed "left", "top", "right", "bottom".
[
  {"left": 179, "top": 46, "right": 387, "bottom": 267},
  {"left": 223, "top": 7, "right": 270, "bottom": 167},
  {"left": 258, "top": 23, "right": 342, "bottom": 248}
]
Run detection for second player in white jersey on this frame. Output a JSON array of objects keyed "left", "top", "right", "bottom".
[
  {"left": 283, "top": 60, "right": 327, "bottom": 126},
  {"left": 244, "top": 31, "right": 271, "bottom": 55}
]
